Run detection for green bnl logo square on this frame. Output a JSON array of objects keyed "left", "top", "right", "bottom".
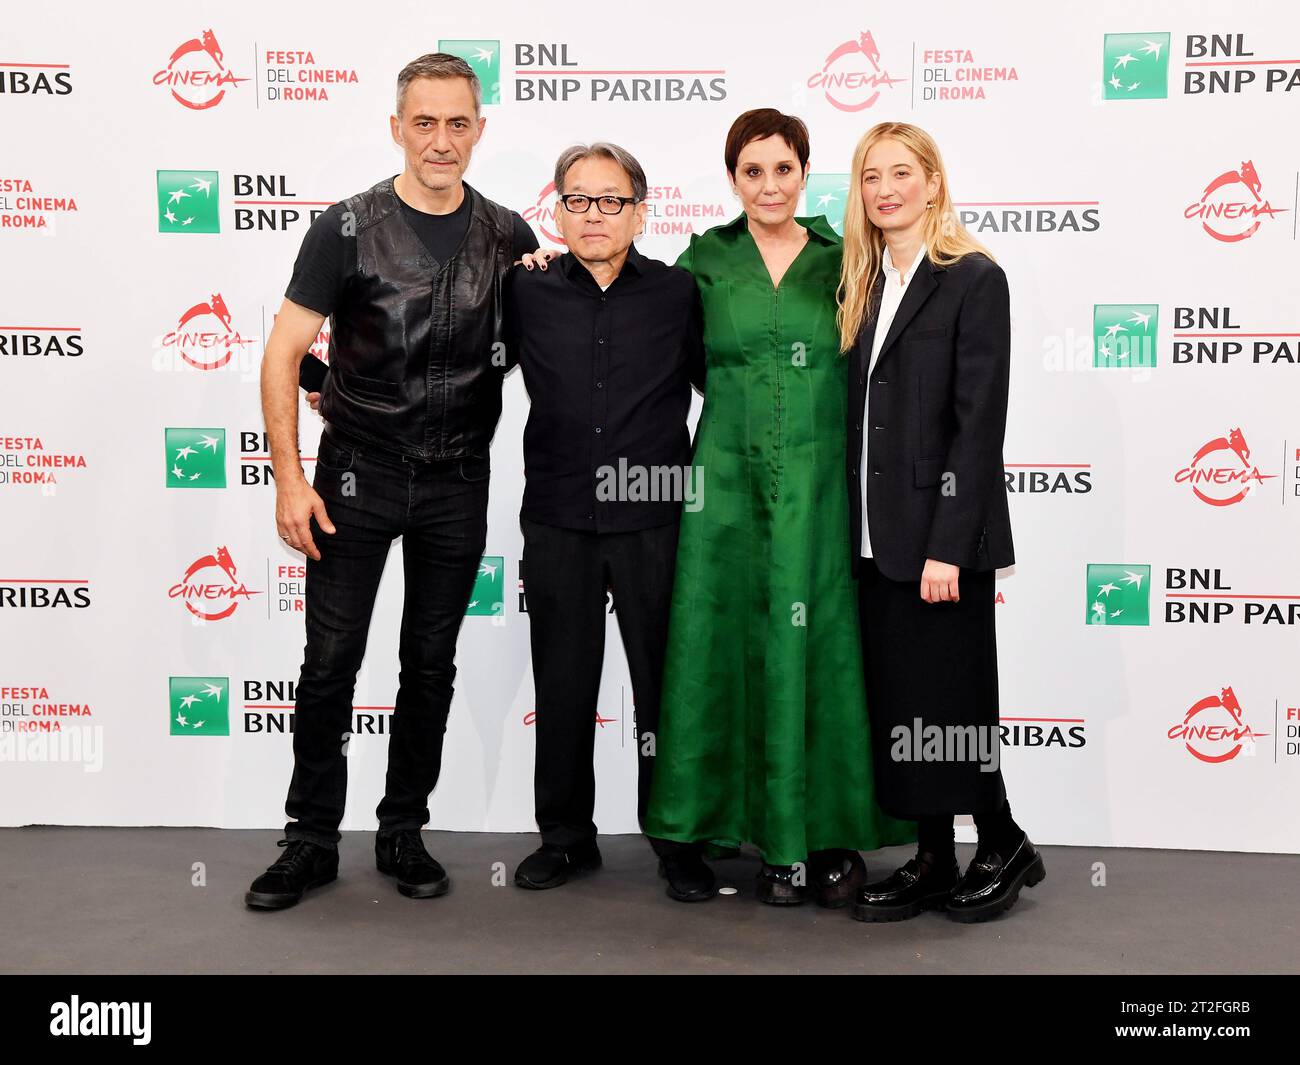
[
  {"left": 1093, "top": 304, "right": 1158, "bottom": 368},
  {"left": 165, "top": 428, "right": 226, "bottom": 488},
  {"left": 157, "top": 170, "right": 220, "bottom": 233},
  {"left": 1102, "top": 33, "right": 1169, "bottom": 100},
  {"left": 438, "top": 40, "right": 501, "bottom": 104},
  {"left": 1085, "top": 564, "right": 1151, "bottom": 626},
  {"left": 466, "top": 556, "right": 504, "bottom": 616},
  {"left": 169, "top": 676, "right": 230, "bottom": 736},
  {"left": 805, "top": 174, "right": 850, "bottom": 236}
]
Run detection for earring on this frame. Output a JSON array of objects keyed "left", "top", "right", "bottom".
[{"left": 926, "top": 201, "right": 935, "bottom": 209}]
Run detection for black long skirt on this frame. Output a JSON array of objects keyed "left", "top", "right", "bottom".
[{"left": 856, "top": 558, "right": 1008, "bottom": 818}]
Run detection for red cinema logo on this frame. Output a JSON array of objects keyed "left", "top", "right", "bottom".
[
  {"left": 169, "top": 546, "right": 262, "bottom": 621},
  {"left": 1173, "top": 427, "right": 1276, "bottom": 506},
  {"left": 1167, "top": 685, "right": 1265, "bottom": 763},
  {"left": 161, "top": 293, "right": 255, "bottom": 371},
  {"left": 806, "top": 31, "right": 906, "bottom": 112},
  {"left": 154, "top": 29, "right": 249, "bottom": 110},
  {"left": 1184, "top": 160, "right": 1287, "bottom": 243},
  {"left": 521, "top": 181, "right": 564, "bottom": 246}
]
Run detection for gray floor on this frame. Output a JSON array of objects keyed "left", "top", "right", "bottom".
[{"left": 0, "top": 828, "right": 1295, "bottom": 974}]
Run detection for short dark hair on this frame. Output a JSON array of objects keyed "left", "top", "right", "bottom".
[
  {"left": 396, "top": 53, "right": 481, "bottom": 115},
  {"left": 553, "top": 142, "right": 648, "bottom": 202},
  {"left": 724, "top": 108, "right": 810, "bottom": 177}
]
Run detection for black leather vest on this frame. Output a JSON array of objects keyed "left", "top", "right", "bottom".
[{"left": 319, "top": 178, "right": 514, "bottom": 460}]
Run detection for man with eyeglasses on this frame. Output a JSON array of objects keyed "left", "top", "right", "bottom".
[{"left": 508, "top": 144, "right": 715, "bottom": 901}]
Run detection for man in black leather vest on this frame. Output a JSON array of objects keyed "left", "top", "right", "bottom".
[{"left": 246, "top": 53, "right": 538, "bottom": 910}]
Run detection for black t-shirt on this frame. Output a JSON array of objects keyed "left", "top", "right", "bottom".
[{"left": 285, "top": 186, "right": 539, "bottom": 317}]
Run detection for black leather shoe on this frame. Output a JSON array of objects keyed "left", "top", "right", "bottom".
[
  {"left": 946, "top": 834, "right": 1045, "bottom": 923},
  {"left": 851, "top": 852, "right": 959, "bottom": 922},
  {"left": 657, "top": 850, "right": 717, "bottom": 902},
  {"left": 809, "top": 849, "right": 867, "bottom": 909},
  {"left": 245, "top": 838, "right": 338, "bottom": 910},
  {"left": 375, "top": 829, "right": 449, "bottom": 898},
  {"left": 513, "top": 842, "right": 602, "bottom": 890},
  {"left": 756, "top": 862, "right": 808, "bottom": 905}
]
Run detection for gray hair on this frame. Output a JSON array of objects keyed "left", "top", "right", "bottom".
[
  {"left": 396, "top": 53, "right": 481, "bottom": 116},
  {"left": 553, "top": 142, "right": 648, "bottom": 202}
]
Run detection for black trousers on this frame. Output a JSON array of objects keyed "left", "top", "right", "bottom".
[
  {"left": 283, "top": 427, "right": 489, "bottom": 847},
  {"left": 856, "top": 556, "right": 1008, "bottom": 819},
  {"left": 521, "top": 517, "right": 680, "bottom": 850}
]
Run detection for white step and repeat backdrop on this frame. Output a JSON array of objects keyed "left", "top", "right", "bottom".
[{"left": 2, "top": 1, "right": 1297, "bottom": 852}]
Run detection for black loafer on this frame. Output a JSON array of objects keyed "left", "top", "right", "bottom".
[
  {"left": 851, "top": 853, "right": 959, "bottom": 922},
  {"left": 756, "top": 862, "right": 808, "bottom": 905},
  {"left": 513, "top": 842, "right": 602, "bottom": 890},
  {"left": 946, "top": 834, "right": 1045, "bottom": 923},
  {"left": 375, "top": 829, "right": 449, "bottom": 898},
  {"left": 245, "top": 838, "right": 339, "bottom": 910},
  {"left": 658, "top": 850, "right": 717, "bottom": 902},
  {"left": 809, "top": 849, "right": 867, "bottom": 909}
]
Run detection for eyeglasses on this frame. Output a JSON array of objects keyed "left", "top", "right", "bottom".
[{"left": 558, "top": 193, "right": 641, "bottom": 215}]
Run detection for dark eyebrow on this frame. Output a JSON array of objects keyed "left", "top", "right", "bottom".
[{"left": 410, "top": 113, "right": 473, "bottom": 123}]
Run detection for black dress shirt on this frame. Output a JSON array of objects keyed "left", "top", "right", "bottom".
[{"left": 505, "top": 243, "right": 705, "bottom": 532}]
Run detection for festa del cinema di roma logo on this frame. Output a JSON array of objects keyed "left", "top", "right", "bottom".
[
  {"left": 154, "top": 28, "right": 248, "bottom": 109},
  {"left": 168, "top": 546, "right": 262, "bottom": 621},
  {"left": 1168, "top": 685, "right": 1266, "bottom": 763},
  {"left": 807, "top": 30, "right": 906, "bottom": 111},
  {"left": 1185, "top": 159, "right": 1288, "bottom": 242},
  {"left": 159, "top": 292, "right": 255, "bottom": 370},
  {"left": 1173, "top": 427, "right": 1276, "bottom": 506}
]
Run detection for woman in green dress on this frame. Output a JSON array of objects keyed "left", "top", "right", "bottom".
[{"left": 643, "top": 109, "right": 915, "bottom": 905}]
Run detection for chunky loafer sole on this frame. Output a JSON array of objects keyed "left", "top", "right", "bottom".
[
  {"left": 946, "top": 853, "right": 1046, "bottom": 923},
  {"left": 851, "top": 888, "right": 950, "bottom": 922}
]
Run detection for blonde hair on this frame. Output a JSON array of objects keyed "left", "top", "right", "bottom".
[{"left": 836, "top": 122, "right": 993, "bottom": 352}]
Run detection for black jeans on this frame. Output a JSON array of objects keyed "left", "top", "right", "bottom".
[
  {"left": 283, "top": 427, "right": 489, "bottom": 847},
  {"left": 520, "top": 517, "right": 681, "bottom": 851}
]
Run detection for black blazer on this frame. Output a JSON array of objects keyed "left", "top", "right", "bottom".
[{"left": 846, "top": 251, "right": 1014, "bottom": 582}]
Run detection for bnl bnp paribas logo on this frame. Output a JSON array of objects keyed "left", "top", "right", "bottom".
[
  {"left": 438, "top": 40, "right": 500, "bottom": 104},
  {"left": 156, "top": 170, "right": 219, "bottom": 233},
  {"left": 165, "top": 428, "right": 226, "bottom": 488},
  {"left": 466, "top": 556, "right": 504, "bottom": 616},
  {"left": 804, "top": 174, "right": 850, "bottom": 236},
  {"left": 1086, "top": 563, "right": 1151, "bottom": 625},
  {"left": 1093, "top": 304, "right": 1158, "bottom": 367},
  {"left": 1102, "top": 33, "right": 1170, "bottom": 99},
  {"left": 168, "top": 676, "right": 230, "bottom": 736}
]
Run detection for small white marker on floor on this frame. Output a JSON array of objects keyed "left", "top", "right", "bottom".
[{"left": 718, "top": 886, "right": 738, "bottom": 896}]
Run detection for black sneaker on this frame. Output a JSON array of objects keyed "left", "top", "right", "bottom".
[
  {"left": 375, "top": 829, "right": 449, "bottom": 898},
  {"left": 513, "top": 842, "right": 602, "bottom": 890},
  {"left": 658, "top": 850, "right": 717, "bottom": 902},
  {"left": 245, "top": 838, "right": 339, "bottom": 910}
]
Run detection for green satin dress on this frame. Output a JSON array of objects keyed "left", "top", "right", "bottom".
[{"left": 644, "top": 214, "right": 916, "bottom": 865}]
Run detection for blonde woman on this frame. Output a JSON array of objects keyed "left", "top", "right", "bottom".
[{"left": 839, "top": 122, "right": 1045, "bottom": 923}]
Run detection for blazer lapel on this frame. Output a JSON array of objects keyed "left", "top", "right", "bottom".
[{"left": 870, "top": 264, "right": 940, "bottom": 382}]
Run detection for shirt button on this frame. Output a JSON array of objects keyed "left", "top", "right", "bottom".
[
  {"left": 873, "top": 425, "right": 884, "bottom": 430},
  {"left": 595, "top": 427, "right": 602, "bottom": 434},
  {"left": 854, "top": 421, "right": 862, "bottom": 431},
  {"left": 597, "top": 337, "right": 606, "bottom": 345},
  {"left": 872, "top": 468, "right": 881, "bottom": 476},
  {"left": 595, "top": 381, "right": 603, "bottom": 389}
]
